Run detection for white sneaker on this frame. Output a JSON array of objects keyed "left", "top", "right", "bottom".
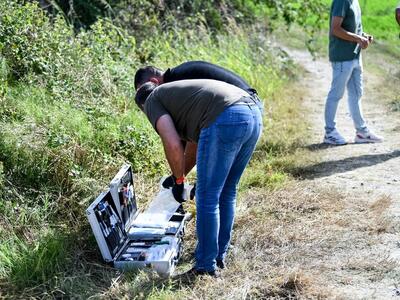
[
  {"left": 355, "top": 131, "right": 383, "bottom": 143},
  {"left": 323, "top": 129, "right": 347, "bottom": 145}
]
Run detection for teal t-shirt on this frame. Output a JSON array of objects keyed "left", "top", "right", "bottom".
[{"left": 329, "top": 0, "right": 363, "bottom": 62}]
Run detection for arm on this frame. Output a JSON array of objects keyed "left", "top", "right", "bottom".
[
  {"left": 184, "top": 142, "right": 197, "bottom": 175},
  {"left": 155, "top": 114, "right": 184, "bottom": 179},
  {"left": 331, "top": 16, "right": 370, "bottom": 49},
  {"left": 396, "top": 6, "right": 400, "bottom": 26}
]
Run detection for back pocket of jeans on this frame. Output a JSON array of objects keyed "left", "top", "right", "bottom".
[{"left": 216, "top": 121, "right": 249, "bottom": 149}]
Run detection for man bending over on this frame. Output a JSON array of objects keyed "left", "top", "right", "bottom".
[
  {"left": 134, "top": 61, "right": 263, "bottom": 188},
  {"left": 135, "top": 79, "right": 262, "bottom": 276}
]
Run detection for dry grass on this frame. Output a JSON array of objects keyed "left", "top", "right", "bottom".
[
  {"left": 3, "top": 133, "right": 398, "bottom": 299},
  {"left": 367, "top": 196, "right": 394, "bottom": 234},
  {"left": 59, "top": 181, "right": 397, "bottom": 299}
]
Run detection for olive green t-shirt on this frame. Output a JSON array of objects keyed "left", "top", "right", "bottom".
[
  {"left": 329, "top": 0, "right": 363, "bottom": 62},
  {"left": 144, "top": 79, "right": 249, "bottom": 142}
]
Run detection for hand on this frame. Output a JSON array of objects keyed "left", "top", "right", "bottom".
[
  {"left": 358, "top": 35, "right": 370, "bottom": 49},
  {"left": 162, "top": 175, "right": 175, "bottom": 189},
  {"left": 363, "top": 33, "right": 373, "bottom": 43},
  {"left": 190, "top": 183, "right": 196, "bottom": 200},
  {"left": 172, "top": 182, "right": 185, "bottom": 203}
]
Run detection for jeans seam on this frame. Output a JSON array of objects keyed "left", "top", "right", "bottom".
[
  {"left": 196, "top": 127, "right": 211, "bottom": 268},
  {"left": 350, "top": 71, "right": 360, "bottom": 99},
  {"left": 349, "top": 67, "right": 365, "bottom": 132}
]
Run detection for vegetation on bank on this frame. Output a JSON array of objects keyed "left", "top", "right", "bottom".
[
  {"left": 5, "top": 0, "right": 399, "bottom": 298},
  {"left": 0, "top": 0, "right": 329, "bottom": 297}
]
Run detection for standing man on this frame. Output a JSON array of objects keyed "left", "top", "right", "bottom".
[
  {"left": 324, "top": 0, "right": 383, "bottom": 145},
  {"left": 135, "top": 79, "right": 262, "bottom": 276},
  {"left": 134, "top": 61, "right": 263, "bottom": 187}
]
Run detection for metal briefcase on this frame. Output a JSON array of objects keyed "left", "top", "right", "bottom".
[{"left": 86, "top": 164, "right": 191, "bottom": 277}]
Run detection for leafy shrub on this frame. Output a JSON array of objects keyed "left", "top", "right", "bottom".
[
  {"left": 36, "top": 0, "right": 328, "bottom": 45},
  {"left": 0, "top": 0, "right": 306, "bottom": 200},
  {"left": 0, "top": 1, "right": 164, "bottom": 191},
  {"left": 0, "top": 0, "right": 315, "bottom": 297},
  {"left": 0, "top": 2, "right": 48, "bottom": 79}
]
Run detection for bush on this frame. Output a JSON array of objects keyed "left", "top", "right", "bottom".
[
  {"left": 0, "top": 1, "right": 165, "bottom": 192},
  {"left": 32, "top": 1, "right": 327, "bottom": 46},
  {"left": 0, "top": 0, "right": 318, "bottom": 298},
  {"left": 0, "top": 0, "right": 307, "bottom": 196}
]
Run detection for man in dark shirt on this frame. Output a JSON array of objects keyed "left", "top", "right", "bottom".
[
  {"left": 396, "top": 3, "right": 400, "bottom": 26},
  {"left": 134, "top": 61, "right": 262, "bottom": 189},
  {"left": 134, "top": 61, "right": 258, "bottom": 96},
  {"left": 324, "top": 0, "right": 383, "bottom": 145},
  {"left": 135, "top": 79, "right": 262, "bottom": 276}
]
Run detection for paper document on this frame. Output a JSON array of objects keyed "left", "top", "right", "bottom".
[
  {"left": 132, "top": 212, "right": 170, "bottom": 228},
  {"left": 131, "top": 181, "right": 192, "bottom": 229},
  {"left": 146, "top": 189, "right": 181, "bottom": 218}
]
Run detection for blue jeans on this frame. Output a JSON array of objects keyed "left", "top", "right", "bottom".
[
  {"left": 252, "top": 94, "right": 264, "bottom": 115},
  {"left": 195, "top": 103, "right": 262, "bottom": 272},
  {"left": 325, "top": 57, "right": 368, "bottom": 134}
]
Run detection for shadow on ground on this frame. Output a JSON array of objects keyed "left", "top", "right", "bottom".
[
  {"left": 293, "top": 150, "right": 400, "bottom": 179},
  {"left": 304, "top": 143, "right": 348, "bottom": 151}
]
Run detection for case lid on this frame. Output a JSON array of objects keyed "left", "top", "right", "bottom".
[
  {"left": 109, "top": 164, "right": 138, "bottom": 232},
  {"left": 86, "top": 189, "right": 127, "bottom": 262}
]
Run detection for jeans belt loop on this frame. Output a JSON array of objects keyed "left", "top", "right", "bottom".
[{"left": 235, "top": 101, "right": 257, "bottom": 106}]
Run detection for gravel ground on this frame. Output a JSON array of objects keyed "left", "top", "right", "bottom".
[{"left": 286, "top": 47, "right": 400, "bottom": 299}]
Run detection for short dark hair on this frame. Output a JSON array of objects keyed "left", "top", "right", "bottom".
[
  {"left": 134, "top": 66, "right": 163, "bottom": 90},
  {"left": 135, "top": 82, "right": 157, "bottom": 111}
]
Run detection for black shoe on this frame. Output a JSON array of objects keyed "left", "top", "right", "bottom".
[
  {"left": 216, "top": 259, "right": 225, "bottom": 269},
  {"left": 189, "top": 268, "right": 220, "bottom": 278}
]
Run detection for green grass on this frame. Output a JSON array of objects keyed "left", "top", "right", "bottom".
[
  {"left": 6, "top": 0, "right": 398, "bottom": 298},
  {"left": 1, "top": 232, "right": 71, "bottom": 289},
  {"left": 358, "top": 0, "right": 400, "bottom": 41},
  {"left": 0, "top": 3, "right": 308, "bottom": 296}
]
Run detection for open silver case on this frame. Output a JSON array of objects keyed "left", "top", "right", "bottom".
[{"left": 86, "top": 164, "right": 191, "bottom": 277}]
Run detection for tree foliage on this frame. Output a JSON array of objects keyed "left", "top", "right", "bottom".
[{"left": 37, "top": 0, "right": 328, "bottom": 41}]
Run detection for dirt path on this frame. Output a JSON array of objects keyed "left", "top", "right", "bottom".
[{"left": 286, "top": 48, "right": 400, "bottom": 299}]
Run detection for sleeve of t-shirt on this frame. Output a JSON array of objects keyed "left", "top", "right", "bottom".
[
  {"left": 144, "top": 92, "right": 168, "bottom": 133},
  {"left": 331, "top": 0, "right": 349, "bottom": 17}
]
